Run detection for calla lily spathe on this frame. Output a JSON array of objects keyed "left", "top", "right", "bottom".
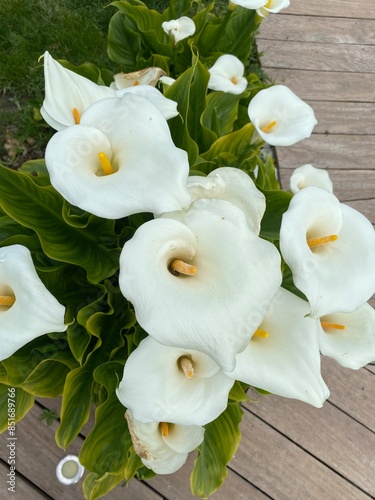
[
  {"left": 248, "top": 85, "right": 317, "bottom": 146},
  {"left": 0, "top": 245, "right": 67, "bottom": 361},
  {"left": 280, "top": 186, "right": 375, "bottom": 317},
  {"left": 226, "top": 288, "right": 329, "bottom": 408},
  {"left": 318, "top": 303, "right": 375, "bottom": 369},
  {"left": 230, "top": 0, "right": 289, "bottom": 16},
  {"left": 116, "top": 337, "right": 234, "bottom": 426},
  {"left": 40, "top": 52, "right": 178, "bottom": 130},
  {"left": 162, "top": 16, "right": 196, "bottom": 44},
  {"left": 110, "top": 67, "right": 166, "bottom": 89},
  {"left": 290, "top": 164, "right": 333, "bottom": 194},
  {"left": 125, "top": 410, "right": 204, "bottom": 475},
  {"left": 45, "top": 94, "right": 191, "bottom": 219},
  {"left": 119, "top": 199, "right": 282, "bottom": 372},
  {"left": 208, "top": 55, "right": 248, "bottom": 95},
  {"left": 186, "top": 167, "right": 266, "bottom": 234}
]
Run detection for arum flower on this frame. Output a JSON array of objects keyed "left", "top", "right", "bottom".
[
  {"left": 110, "top": 67, "right": 166, "bottom": 89},
  {"left": 208, "top": 55, "right": 248, "bottom": 95},
  {"left": 45, "top": 94, "right": 191, "bottom": 219},
  {"left": 186, "top": 167, "right": 266, "bottom": 234},
  {"left": 162, "top": 17, "right": 196, "bottom": 44},
  {"left": 290, "top": 164, "right": 333, "bottom": 194},
  {"left": 125, "top": 410, "right": 204, "bottom": 475},
  {"left": 318, "top": 303, "right": 375, "bottom": 369},
  {"left": 230, "top": 0, "right": 290, "bottom": 17},
  {"left": 248, "top": 85, "right": 317, "bottom": 146},
  {"left": 119, "top": 199, "right": 282, "bottom": 372},
  {"left": 40, "top": 52, "right": 178, "bottom": 130},
  {"left": 116, "top": 337, "right": 234, "bottom": 426},
  {"left": 279, "top": 186, "right": 375, "bottom": 317},
  {"left": 226, "top": 288, "right": 329, "bottom": 407},
  {"left": 0, "top": 245, "right": 66, "bottom": 361}
]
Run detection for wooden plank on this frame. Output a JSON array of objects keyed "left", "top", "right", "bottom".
[
  {"left": 244, "top": 396, "right": 375, "bottom": 497},
  {"left": 0, "top": 404, "right": 162, "bottom": 500},
  {"left": 257, "top": 40, "right": 375, "bottom": 74},
  {"left": 277, "top": 169, "right": 375, "bottom": 201},
  {"left": 275, "top": 134, "right": 375, "bottom": 172},
  {"left": 231, "top": 408, "right": 371, "bottom": 500},
  {"left": 147, "top": 453, "right": 269, "bottom": 500},
  {"left": 284, "top": 0, "right": 375, "bottom": 19},
  {"left": 259, "top": 15, "right": 375, "bottom": 45},
  {"left": 301, "top": 101, "right": 375, "bottom": 136},
  {"left": 320, "top": 357, "right": 375, "bottom": 432},
  {"left": 260, "top": 69, "right": 375, "bottom": 102},
  {"left": 0, "top": 460, "right": 48, "bottom": 500}
]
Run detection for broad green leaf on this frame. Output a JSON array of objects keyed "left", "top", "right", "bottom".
[
  {"left": 18, "top": 158, "right": 49, "bottom": 177},
  {"left": 191, "top": 403, "right": 244, "bottom": 498},
  {"left": 58, "top": 60, "right": 113, "bottom": 86},
  {"left": 79, "top": 362, "right": 132, "bottom": 475},
  {"left": 202, "top": 91, "right": 243, "bottom": 137},
  {"left": 20, "top": 359, "right": 72, "bottom": 398},
  {"left": 256, "top": 153, "right": 280, "bottom": 191},
  {"left": 0, "top": 166, "right": 120, "bottom": 284},
  {"left": 107, "top": 11, "right": 141, "bottom": 70},
  {"left": 83, "top": 471, "right": 125, "bottom": 500},
  {"left": 0, "top": 384, "right": 34, "bottom": 434},
  {"left": 260, "top": 190, "right": 292, "bottom": 240},
  {"left": 165, "top": 0, "right": 191, "bottom": 19},
  {"left": 228, "top": 381, "right": 249, "bottom": 404}
]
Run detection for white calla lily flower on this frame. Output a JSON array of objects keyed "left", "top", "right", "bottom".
[
  {"left": 186, "top": 167, "right": 266, "bottom": 234},
  {"left": 119, "top": 199, "right": 282, "bottom": 371},
  {"left": 162, "top": 16, "right": 196, "bottom": 44},
  {"left": 40, "top": 52, "right": 177, "bottom": 130},
  {"left": 45, "top": 94, "right": 191, "bottom": 219},
  {"left": 280, "top": 186, "right": 375, "bottom": 317},
  {"left": 208, "top": 55, "right": 248, "bottom": 95},
  {"left": 226, "top": 288, "right": 329, "bottom": 407},
  {"left": 318, "top": 303, "right": 375, "bottom": 369},
  {"left": 230, "top": 0, "right": 290, "bottom": 16},
  {"left": 290, "top": 164, "right": 333, "bottom": 194},
  {"left": 0, "top": 245, "right": 66, "bottom": 361},
  {"left": 125, "top": 410, "right": 204, "bottom": 475},
  {"left": 248, "top": 85, "right": 317, "bottom": 146},
  {"left": 117, "top": 337, "right": 234, "bottom": 426},
  {"left": 110, "top": 67, "right": 166, "bottom": 89}
]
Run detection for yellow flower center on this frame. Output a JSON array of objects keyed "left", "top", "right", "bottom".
[
  {"left": 307, "top": 234, "right": 338, "bottom": 248},
  {"left": 72, "top": 108, "right": 81, "bottom": 125},
  {"left": 261, "top": 120, "right": 277, "bottom": 133},
  {"left": 98, "top": 152, "right": 115, "bottom": 176},
  {"left": 0, "top": 295, "right": 15, "bottom": 307},
  {"left": 160, "top": 422, "right": 169, "bottom": 437},
  {"left": 320, "top": 321, "right": 346, "bottom": 332},
  {"left": 252, "top": 328, "right": 269, "bottom": 339},
  {"left": 265, "top": 0, "right": 272, "bottom": 8},
  {"left": 169, "top": 259, "right": 197, "bottom": 276},
  {"left": 231, "top": 76, "right": 238, "bottom": 84},
  {"left": 178, "top": 356, "right": 195, "bottom": 378}
]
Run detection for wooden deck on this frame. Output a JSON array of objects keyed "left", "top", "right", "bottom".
[{"left": 1, "top": 1, "right": 375, "bottom": 498}]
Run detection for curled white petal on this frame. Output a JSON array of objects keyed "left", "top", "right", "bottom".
[
  {"left": 162, "top": 17, "right": 196, "bottom": 44},
  {"left": 208, "top": 55, "right": 248, "bottom": 95},
  {"left": 0, "top": 245, "right": 66, "bottom": 361},
  {"left": 248, "top": 85, "right": 317, "bottom": 146},
  {"left": 115, "top": 85, "right": 178, "bottom": 120},
  {"left": 45, "top": 94, "right": 191, "bottom": 219},
  {"left": 116, "top": 337, "right": 234, "bottom": 426},
  {"left": 319, "top": 304, "right": 375, "bottom": 369},
  {"left": 280, "top": 187, "right": 375, "bottom": 317},
  {"left": 159, "top": 76, "right": 176, "bottom": 87},
  {"left": 226, "top": 288, "right": 329, "bottom": 407},
  {"left": 257, "top": 0, "right": 290, "bottom": 17},
  {"left": 125, "top": 410, "right": 204, "bottom": 475},
  {"left": 40, "top": 51, "right": 114, "bottom": 131},
  {"left": 119, "top": 199, "right": 282, "bottom": 371},
  {"left": 187, "top": 167, "right": 266, "bottom": 234},
  {"left": 290, "top": 164, "right": 333, "bottom": 194},
  {"left": 231, "top": 0, "right": 267, "bottom": 8}
]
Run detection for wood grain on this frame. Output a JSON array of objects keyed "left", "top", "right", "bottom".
[{"left": 285, "top": 0, "right": 375, "bottom": 19}]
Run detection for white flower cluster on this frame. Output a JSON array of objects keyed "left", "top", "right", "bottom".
[{"left": 2, "top": 51, "right": 374, "bottom": 476}]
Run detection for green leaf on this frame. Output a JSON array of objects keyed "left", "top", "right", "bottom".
[
  {"left": 260, "top": 190, "right": 293, "bottom": 240},
  {"left": 0, "top": 385, "right": 34, "bottom": 433},
  {"left": 228, "top": 381, "right": 249, "bottom": 404},
  {"left": 107, "top": 11, "right": 141, "bottom": 70},
  {"left": 83, "top": 471, "right": 126, "bottom": 500},
  {"left": 20, "top": 359, "right": 72, "bottom": 398},
  {"left": 18, "top": 158, "right": 49, "bottom": 177},
  {"left": 191, "top": 403, "right": 244, "bottom": 498},
  {"left": 202, "top": 91, "right": 243, "bottom": 137},
  {"left": 0, "top": 166, "right": 120, "bottom": 284},
  {"left": 58, "top": 60, "right": 113, "bottom": 86},
  {"left": 165, "top": 0, "right": 191, "bottom": 19}
]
